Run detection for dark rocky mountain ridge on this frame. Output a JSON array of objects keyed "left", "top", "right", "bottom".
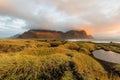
[{"left": 18, "top": 29, "right": 93, "bottom": 39}]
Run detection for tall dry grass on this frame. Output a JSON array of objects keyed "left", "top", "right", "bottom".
[{"left": 0, "top": 40, "right": 119, "bottom": 80}]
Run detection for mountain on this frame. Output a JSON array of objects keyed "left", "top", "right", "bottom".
[
  {"left": 18, "top": 29, "right": 93, "bottom": 39},
  {"left": 18, "top": 29, "right": 64, "bottom": 39},
  {"left": 64, "top": 30, "right": 91, "bottom": 39}
]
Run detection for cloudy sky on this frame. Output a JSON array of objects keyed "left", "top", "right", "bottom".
[{"left": 0, "top": 0, "right": 120, "bottom": 39}]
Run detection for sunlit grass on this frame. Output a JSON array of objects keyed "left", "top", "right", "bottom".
[
  {"left": 0, "top": 39, "right": 119, "bottom": 80},
  {"left": 73, "top": 53, "right": 108, "bottom": 80}
]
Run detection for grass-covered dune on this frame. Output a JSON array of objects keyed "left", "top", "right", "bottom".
[{"left": 0, "top": 39, "right": 119, "bottom": 80}]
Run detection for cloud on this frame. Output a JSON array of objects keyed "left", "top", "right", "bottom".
[
  {"left": 0, "top": 16, "right": 27, "bottom": 38},
  {"left": 0, "top": 0, "right": 120, "bottom": 38}
]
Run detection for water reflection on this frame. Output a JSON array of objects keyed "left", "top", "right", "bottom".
[
  {"left": 67, "top": 39, "right": 120, "bottom": 44},
  {"left": 93, "top": 50, "right": 120, "bottom": 64}
]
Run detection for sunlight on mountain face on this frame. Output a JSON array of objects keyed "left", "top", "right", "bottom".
[{"left": 73, "top": 26, "right": 93, "bottom": 35}]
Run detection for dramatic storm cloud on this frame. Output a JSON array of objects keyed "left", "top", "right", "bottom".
[{"left": 0, "top": 0, "right": 120, "bottom": 38}]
